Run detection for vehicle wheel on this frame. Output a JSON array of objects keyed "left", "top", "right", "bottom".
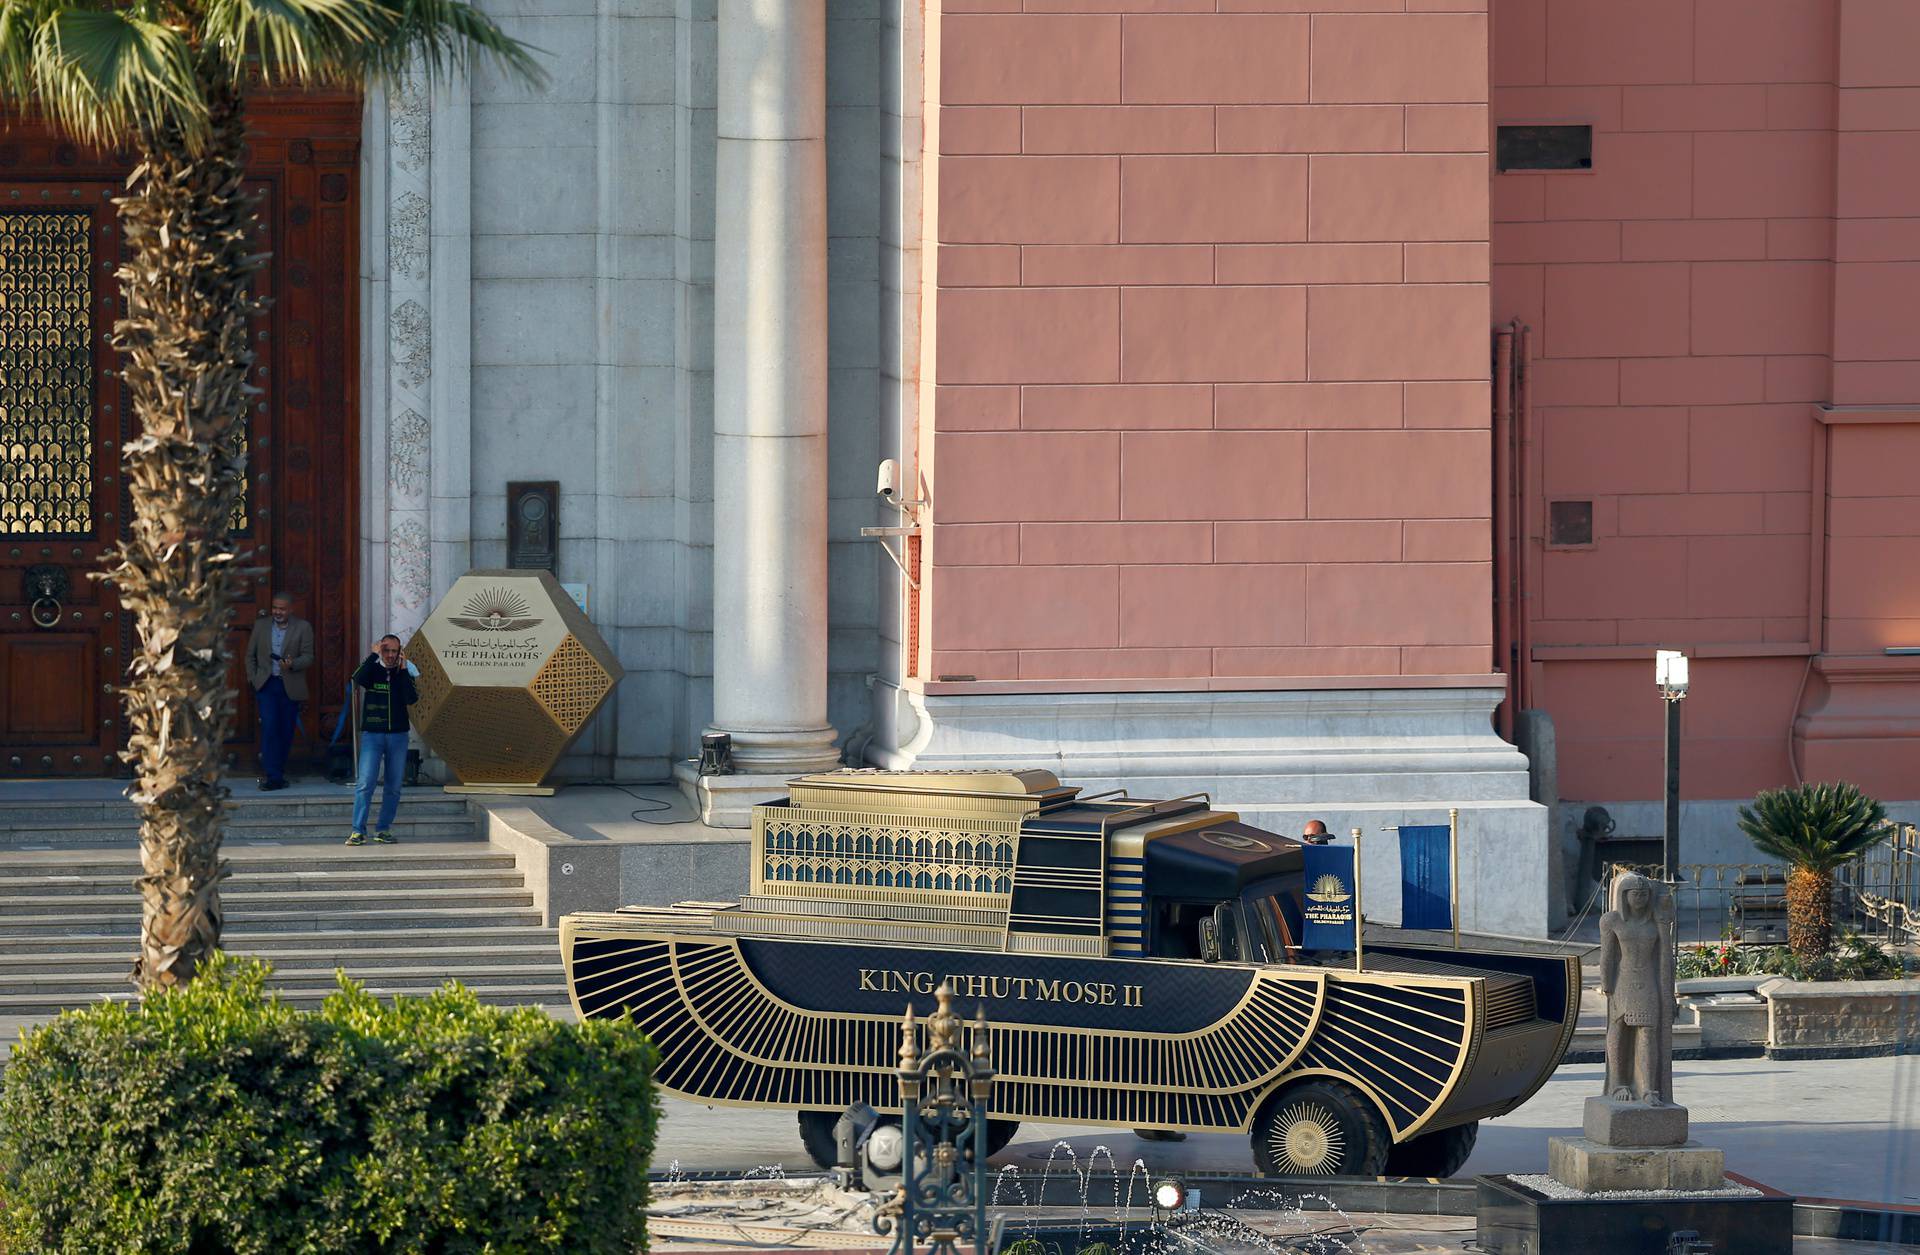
[
  {"left": 1383, "top": 1121, "right": 1479, "bottom": 1179},
  {"left": 801, "top": 1110, "right": 1014, "bottom": 1171},
  {"left": 1251, "top": 1081, "right": 1391, "bottom": 1177},
  {"left": 798, "top": 1110, "right": 842, "bottom": 1171}
]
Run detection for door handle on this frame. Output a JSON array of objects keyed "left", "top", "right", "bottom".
[{"left": 22, "top": 564, "right": 70, "bottom": 630}]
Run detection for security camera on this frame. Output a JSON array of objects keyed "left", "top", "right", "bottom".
[{"left": 876, "top": 458, "right": 901, "bottom": 502}]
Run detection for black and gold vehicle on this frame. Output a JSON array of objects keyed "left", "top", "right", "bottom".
[{"left": 560, "top": 770, "right": 1579, "bottom": 1178}]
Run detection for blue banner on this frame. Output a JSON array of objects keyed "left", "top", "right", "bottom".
[
  {"left": 1399, "top": 824, "right": 1452, "bottom": 931},
  {"left": 1300, "top": 844, "right": 1358, "bottom": 952}
]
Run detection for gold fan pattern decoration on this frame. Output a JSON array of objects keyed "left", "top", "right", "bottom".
[
  {"left": 448, "top": 587, "right": 544, "bottom": 633},
  {"left": 406, "top": 570, "right": 623, "bottom": 794},
  {"left": 1308, "top": 873, "right": 1352, "bottom": 903}
]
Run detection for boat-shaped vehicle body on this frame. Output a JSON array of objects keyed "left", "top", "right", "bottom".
[{"left": 561, "top": 770, "right": 1579, "bottom": 1177}]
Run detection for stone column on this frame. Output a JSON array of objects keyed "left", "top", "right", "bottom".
[{"left": 707, "top": 0, "right": 839, "bottom": 783}]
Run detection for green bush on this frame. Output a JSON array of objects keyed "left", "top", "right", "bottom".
[
  {"left": 1677, "top": 933, "right": 1910, "bottom": 982},
  {"left": 0, "top": 954, "right": 657, "bottom": 1254}
]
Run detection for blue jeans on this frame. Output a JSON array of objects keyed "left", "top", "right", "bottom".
[
  {"left": 256, "top": 677, "right": 300, "bottom": 784},
  {"left": 353, "top": 731, "right": 408, "bottom": 834}
]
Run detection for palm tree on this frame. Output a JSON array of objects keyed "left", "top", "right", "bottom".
[
  {"left": 0, "top": 0, "right": 538, "bottom": 992},
  {"left": 1736, "top": 782, "right": 1892, "bottom": 963}
]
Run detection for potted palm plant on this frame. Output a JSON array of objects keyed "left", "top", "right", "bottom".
[
  {"left": 0, "top": 0, "right": 538, "bottom": 992},
  {"left": 1735, "top": 782, "right": 1892, "bottom": 964}
]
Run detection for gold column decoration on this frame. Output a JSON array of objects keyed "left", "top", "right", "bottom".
[{"left": 407, "top": 569, "right": 625, "bottom": 794}]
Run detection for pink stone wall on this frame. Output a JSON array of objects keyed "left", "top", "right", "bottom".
[
  {"left": 928, "top": 3, "right": 1495, "bottom": 686},
  {"left": 1495, "top": 0, "right": 1920, "bottom": 804}
]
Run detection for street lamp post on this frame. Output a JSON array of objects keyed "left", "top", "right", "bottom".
[{"left": 1655, "top": 650, "right": 1689, "bottom": 881}]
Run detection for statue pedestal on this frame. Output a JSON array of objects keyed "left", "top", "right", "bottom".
[
  {"left": 1475, "top": 1174, "right": 1793, "bottom": 1255},
  {"left": 1582, "top": 1096, "right": 1687, "bottom": 1147},
  {"left": 1551, "top": 1098, "right": 1718, "bottom": 1191},
  {"left": 1476, "top": 1097, "right": 1789, "bottom": 1253},
  {"left": 1547, "top": 1136, "right": 1726, "bottom": 1193}
]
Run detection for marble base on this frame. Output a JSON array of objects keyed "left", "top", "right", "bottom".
[
  {"left": 1476, "top": 1174, "right": 1793, "bottom": 1255},
  {"left": 671, "top": 762, "right": 795, "bottom": 829},
  {"left": 1584, "top": 1096, "right": 1688, "bottom": 1147},
  {"left": 1548, "top": 1136, "right": 1726, "bottom": 1193},
  {"left": 864, "top": 679, "right": 1554, "bottom": 936}
]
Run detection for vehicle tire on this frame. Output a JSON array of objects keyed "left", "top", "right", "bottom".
[
  {"left": 798, "top": 1110, "right": 842, "bottom": 1171},
  {"left": 1383, "top": 1120, "right": 1479, "bottom": 1179},
  {"left": 1251, "top": 1081, "right": 1392, "bottom": 1178},
  {"left": 800, "top": 1111, "right": 1008, "bottom": 1170}
]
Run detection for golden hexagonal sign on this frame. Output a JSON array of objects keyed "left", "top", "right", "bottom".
[{"left": 406, "top": 569, "right": 624, "bottom": 794}]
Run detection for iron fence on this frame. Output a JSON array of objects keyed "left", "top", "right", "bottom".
[
  {"left": 1600, "top": 823, "right": 1919, "bottom": 950},
  {"left": 1837, "top": 821, "right": 1919, "bottom": 945}
]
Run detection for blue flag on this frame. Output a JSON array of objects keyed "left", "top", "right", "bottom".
[
  {"left": 1301, "top": 844, "right": 1358, "bottom": 952},
  {"left": 1399, "top": 824, "right": 1452, "bottom": 931}
]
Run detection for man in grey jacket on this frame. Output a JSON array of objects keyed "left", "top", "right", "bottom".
[{"left": 245, "top": 591, "right": 314, "bottom": 790}]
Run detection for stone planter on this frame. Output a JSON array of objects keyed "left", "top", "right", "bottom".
[{"left": 1758, "top": 977, "right": 1920, "bottom": 1058}]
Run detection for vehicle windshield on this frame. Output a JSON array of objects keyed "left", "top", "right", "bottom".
[{"left": 1241, "top": 873, "right": 1306, "bottom": 965}]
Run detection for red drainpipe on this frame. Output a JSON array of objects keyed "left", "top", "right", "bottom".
[
  {"left": 1492, "top": 324, "right": 1517, "bottom": 741},
  {"left": 1514, "top": 322, "right": 1534, "bottom": 716}
]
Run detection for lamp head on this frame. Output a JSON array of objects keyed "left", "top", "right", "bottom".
[{"left": 1655, "top": 649, "right": 1689, "bottom": 699}]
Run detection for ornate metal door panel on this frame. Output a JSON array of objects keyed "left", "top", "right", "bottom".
[
  {"left": 0, "top": 99, "right": 359, "bottom": 778},
  {"left": 0, "top": 186, "right": 122, "bottom": 774}
]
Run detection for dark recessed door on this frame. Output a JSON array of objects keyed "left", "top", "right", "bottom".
[{"left": 0, "top": 99, "right": 359, "bottom": 778}]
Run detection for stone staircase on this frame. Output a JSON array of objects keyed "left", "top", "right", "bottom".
[{"left": 0, "top": 790, "right": 567, "bottom": 1017}]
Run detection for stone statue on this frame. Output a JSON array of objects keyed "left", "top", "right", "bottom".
[
  {"left": 1598, "top": 871, "right": 1674, "bottom": 1105},
  {"left": 1547, "top": 869, "right": 1726, "bottom": 1193}
]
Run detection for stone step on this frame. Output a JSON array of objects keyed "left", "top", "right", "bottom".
[
  {"left": 0, "top": 887, "right": 535, "bottom": 919},
  {"left": 0, "top": 869, "right": 529, "bottom": 897},
  {"left": 0, "top": 849, "right": 517, "bottom": 877},
  {"left": 0, "top": 797, "right": 473, "bottom": 829},
  {"left": 0, "top": 906, "right": 547, "bottom": 937},
  {"left": 1, "top": 963, "right": 565, "bottom": 996},
  {"left": 0, "top": 944, "right": 560, "bottom": 975},
  {"left": 0, "top": 818, "right": 481, "bottom": 848},
  {"left": 0, "top": 926, "right": 561, "bottom": 955},
  {"left": 0, "top": 985, "right": 571, "bottom": 1016}
]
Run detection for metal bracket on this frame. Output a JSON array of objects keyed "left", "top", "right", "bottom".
[{"left": 860, "top": 525, "right": 920, "bottom": 589}]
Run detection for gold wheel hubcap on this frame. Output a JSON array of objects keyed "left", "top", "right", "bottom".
[{"left": 1274, "top": 1103, "right": 1344, "bottom": 1174}]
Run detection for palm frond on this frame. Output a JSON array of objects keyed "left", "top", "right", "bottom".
[
  {"left": 1736, "top": 781, "right": 1891, "bottom": 875},
  {"left": 199, "top": 0, "right": 385, "bottom": 89},
  {"left": 0, "top": 1, "right": 52, "bottom": 107},
  {"left": 1, "top": 4, "right": 204, "bottom": 149},
  {"left": 2, "top": 0, "right": 541, "bottom": 143},
  {"left": 362, "top": 0, "right": 544, "bottom": 91}
]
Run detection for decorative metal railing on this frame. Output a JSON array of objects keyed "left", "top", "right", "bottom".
[
  {"left": 1600, "top": 823, "right": 1919, "bottom": 949},
  {"left": 1837, "top": 822, "right": 1919, "bottom": 945},
  {"left": 875, "top": 983, "right": 994, "bottom": 1255}
]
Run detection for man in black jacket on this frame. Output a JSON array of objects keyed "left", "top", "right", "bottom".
[{"left": 347, "top": 634, "right": 418, "bottom": 846}]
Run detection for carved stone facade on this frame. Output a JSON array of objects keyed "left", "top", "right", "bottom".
[
  {"left": 355, "top": 7, "right": 888, "bottom": 781},
  {"left": 361, "top": 63, "right": 473, "bottom": 655}
]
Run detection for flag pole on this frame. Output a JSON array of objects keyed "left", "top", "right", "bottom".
[
  {"left": 1449, "top": 807, "right": 1461, "bottom": 950},
  {"left": 1351, "top": 827, "right": 1365, "bottom": 973}
]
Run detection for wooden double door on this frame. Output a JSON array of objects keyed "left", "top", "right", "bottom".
[{"left": 0, "top": 96, "right": 360, "bottom": 778}]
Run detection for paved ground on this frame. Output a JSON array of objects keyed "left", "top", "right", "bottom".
[
  {"left": 652, "top": 1225, "right": 1908, "bottom": 1254},
  {"left": 651, "top": 1206, "right": 1912, "bottom": 1254},
  {"left": 645, "top": 1054, "right": 1920, "bottom": 1209}
]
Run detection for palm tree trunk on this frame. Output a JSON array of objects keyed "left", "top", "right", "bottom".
[
  {"left": 1784, "top": 866, "right": 1833, "bottom": 963},
  {"left": 108, "top": 73, "right": 259, "bottom": 992}
]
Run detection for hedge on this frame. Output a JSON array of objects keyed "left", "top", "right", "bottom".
[{"left": 0, "top": 954, "right": 657, "bottom": 1254}]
